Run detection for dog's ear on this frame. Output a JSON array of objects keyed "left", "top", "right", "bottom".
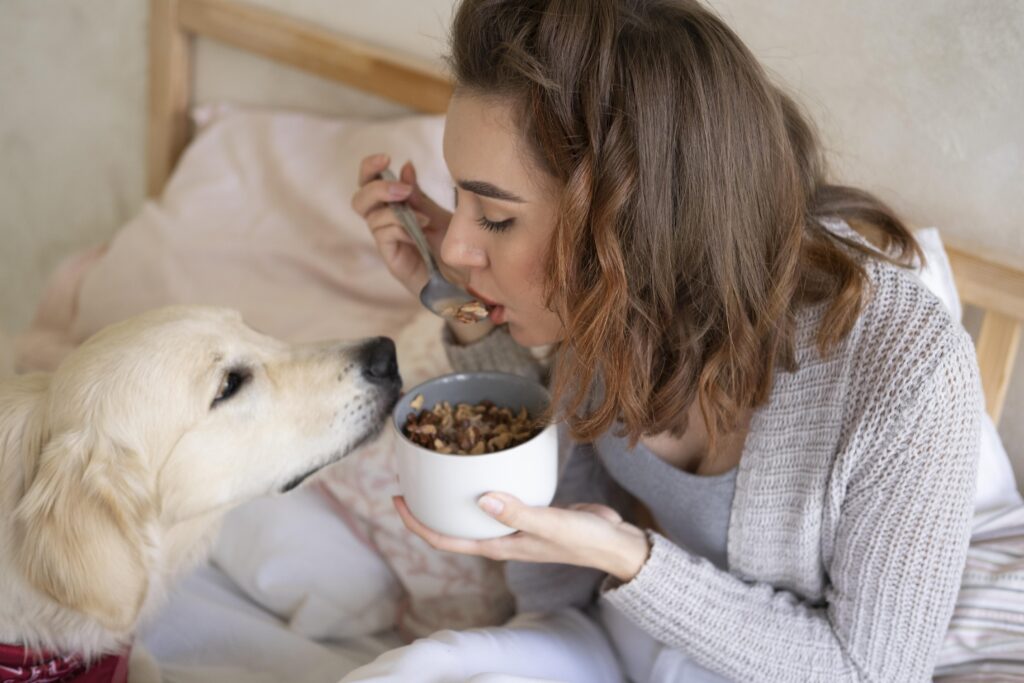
[{"left": 14, "top": 428, "right": 153, "bottom": 633}]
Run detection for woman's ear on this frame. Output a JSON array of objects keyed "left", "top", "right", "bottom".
[{"left": 14, "top": 428, "right": 154, "bottom": 633}]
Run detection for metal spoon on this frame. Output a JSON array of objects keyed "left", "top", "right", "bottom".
[{"left": 379, "top": 169, "right": 490, "bottom": 323}]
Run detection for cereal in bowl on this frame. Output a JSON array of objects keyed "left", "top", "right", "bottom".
[{"left": 402, "top": 397, "right": 541, "bottom": 455}]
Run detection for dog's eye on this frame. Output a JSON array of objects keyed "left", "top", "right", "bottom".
[{"left": 213, "top": 370, "right": 249, "bottom": 406}]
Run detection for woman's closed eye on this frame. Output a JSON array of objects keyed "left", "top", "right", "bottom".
[
  {"left": 453, "top": 186, "right": 515, "bottom": 233},
  {"left": 476, "top": 216, "right": 514, "bottom": 233}
]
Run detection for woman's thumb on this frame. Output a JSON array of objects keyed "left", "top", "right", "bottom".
[{"left": 400, "top": 160, "right": 418, "bottom": 186}]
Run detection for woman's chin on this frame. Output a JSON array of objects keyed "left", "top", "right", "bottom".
[{"left": 505, "top": 320, "right": 533, "bottom": 346}]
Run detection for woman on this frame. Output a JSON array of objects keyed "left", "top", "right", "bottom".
[{"left": 345, "top": 0, "right": 981, "bottom": 681}]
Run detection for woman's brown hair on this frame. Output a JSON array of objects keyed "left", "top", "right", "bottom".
[{"left": 448, "top": 0, "right": 923, "bottom": 452}]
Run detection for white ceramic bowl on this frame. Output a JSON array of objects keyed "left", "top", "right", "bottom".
[{"left": 393, "top": 372, "right": 558, "bottom": 540}]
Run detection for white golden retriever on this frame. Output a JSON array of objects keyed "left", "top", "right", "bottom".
[{"left": 0, "top": 306, "right": 401, "bottom": 681}]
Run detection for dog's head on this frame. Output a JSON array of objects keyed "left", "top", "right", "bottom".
[{"left": 9, "top": 306, "right": 401, "bottom": 633}]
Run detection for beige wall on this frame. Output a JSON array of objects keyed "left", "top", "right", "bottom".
[
  {"left": 1, "top": 0, "right": 1021, "bottom": 483},
  {"left": 1, "top": 0, "right": 148, "bottom": 332}
]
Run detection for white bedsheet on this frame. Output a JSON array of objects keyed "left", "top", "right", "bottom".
[{"left": 140, "top": 563, "right": 402, "bottom": 683}]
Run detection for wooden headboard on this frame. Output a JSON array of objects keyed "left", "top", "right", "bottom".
[
  {"left": 147, "top": 0, "right": 452, "bottom": 197},
  {"left": 146, "top": 0, "right": 1023, "bottom": 424}
]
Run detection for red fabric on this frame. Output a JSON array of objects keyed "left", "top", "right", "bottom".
[{"left": 0, "top": 642, "right": 129, "bottom": 683}]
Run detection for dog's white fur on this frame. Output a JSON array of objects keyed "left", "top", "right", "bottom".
[{"left": 0, "top": 306, "right": 400, "bottom": 676}]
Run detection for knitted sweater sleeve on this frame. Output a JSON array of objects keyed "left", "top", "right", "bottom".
[{"left": 601, "top": 330, "right": 983, "bottom": 682}]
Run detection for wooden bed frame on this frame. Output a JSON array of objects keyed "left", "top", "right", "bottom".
[{"left": 147, "top": 0, "right": 1023, "bottom": 424}]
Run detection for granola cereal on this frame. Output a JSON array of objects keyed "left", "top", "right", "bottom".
[
  {"left": 440, "top": 300, "right": 492, "bottom": 324},
  {"left": 402, "top": 396, "right": 542, "bottom": 455}
]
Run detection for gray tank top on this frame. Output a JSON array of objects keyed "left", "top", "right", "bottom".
[{"left": 592, "top": 432, "right": 736, "bottom": 571}]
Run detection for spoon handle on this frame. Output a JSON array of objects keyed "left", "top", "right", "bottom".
[{"left": 379, "top": 169, "right": 438, "bottom": 277}]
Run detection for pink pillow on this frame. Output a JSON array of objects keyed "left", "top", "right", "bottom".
[{"left": 72, "top": 107, "right": 447, "bottom": 343}]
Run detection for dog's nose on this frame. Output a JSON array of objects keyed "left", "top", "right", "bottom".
[{"left": 358, "top": 336, "right": 399, "bottom": 385}]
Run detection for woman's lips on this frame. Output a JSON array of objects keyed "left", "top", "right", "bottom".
[
  {"left": 488, "top": 305, "right": 507, "bottom": 324},
  {"left": 467, "top": 286, "right": 499, "bottom": 307},
  {"left": 467, "top": 286, "right": 505, "bottom": 323}
]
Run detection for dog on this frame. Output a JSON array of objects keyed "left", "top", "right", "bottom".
[{"left": 0, "top": 305, "right": 401, "bottom": 682}]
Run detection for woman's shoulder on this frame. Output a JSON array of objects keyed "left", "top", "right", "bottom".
[
  {"left": 786, "top": 220, "right": 973, "bottom": 411},
  {"left": 816, "top": 219, "right": 977, "bottom": 405}
]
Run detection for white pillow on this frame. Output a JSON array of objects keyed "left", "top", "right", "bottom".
[
  {"left": 912, "top": 228, "right": 1022, "bottom": 514},
  {"left": 211, "top": 486, "right": 401, "bottom": 641}
]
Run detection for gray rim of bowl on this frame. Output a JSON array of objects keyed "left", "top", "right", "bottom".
[{"left": 392, "top": 371, "right": 552, "bottom": 456}]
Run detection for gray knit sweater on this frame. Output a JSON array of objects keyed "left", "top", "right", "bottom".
[{"left": 441, "top": 232, "right": 983, "bottom": 682}]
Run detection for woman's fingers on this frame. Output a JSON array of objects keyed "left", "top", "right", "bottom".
[
  {"left": 366, "top": 224, "right": 429, "bottom": 293},
  {"left": 351, "top": 178, "right": 412, "bottom": 218},
  {"left": 399, "top": 159, "right": 416, "bottom": 185},
  {"left": 358, "top": 152, "right": 391, "bottom": 186},
  {"left": 393, "top": 495, "right": 493, "bottom": 555},
  {"left": 393, "top": 496, "right": 549, "bottom": 563},
  {"left": 364, "top": 206, "right": 430, "bottom": 234},
  {"left": 353, "top": 156, "right": 452, "bottom": 245},
  {"left": 477, "top": 493, "right": 601, "bottom": 539},
  {"left": 568, "top": 503, "right": 624, "bottom": 524},
  {"left": 393, "top": 493, "right": 642, "bottom": 572},
  {"left": 352, "top": 154, "right": 451, "bottom": 299},
  {"left": 365, "top": 207, "right": 430, "bottom": 268},
  {"left": 399, "top": 160, "right": 452, "bottom": 228}
]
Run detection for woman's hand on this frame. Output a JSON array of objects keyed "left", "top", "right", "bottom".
[
  {"left": 394, "top": 493, "right": 651, "bottom": 582},
  {"left": 352, "top": 153, "right": 496, "bottom": 344},
  {"left": 351, "top": 154, "right": 453, "bottom": 298}
]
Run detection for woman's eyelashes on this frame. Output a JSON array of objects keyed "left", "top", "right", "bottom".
[
  {"left": 476, "top": 216, "right": 514, "bottom": 232},
  {"left": 453, "top": 187, "right": 514, "bottom": 233}
]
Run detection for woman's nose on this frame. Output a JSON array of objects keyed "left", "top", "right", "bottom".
[{"left": 440, "top": 214, "right": 488, "bottom": 270}]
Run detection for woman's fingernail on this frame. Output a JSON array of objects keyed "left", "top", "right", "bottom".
[
  {"left": 388, "top": 183, "right": 412, "bottom": 199},
  {"left": 415, "top": 212, "right": 430, "bottom": 226},
  {"left": 479, "top": 495, "right": 503, "bottom": 515}
]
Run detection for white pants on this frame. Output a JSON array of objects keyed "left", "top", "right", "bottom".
[{"left": 339, "top": 604, "right": 730, "bottom": 683}]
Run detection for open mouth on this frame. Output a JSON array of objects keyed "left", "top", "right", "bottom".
[{"left": 467, "top": 286, "right": 499, "bottom": 307}]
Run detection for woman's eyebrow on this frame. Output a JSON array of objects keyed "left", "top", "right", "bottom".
[{"left": 457, "top": 179, "right": 526, "bottom": 203}]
